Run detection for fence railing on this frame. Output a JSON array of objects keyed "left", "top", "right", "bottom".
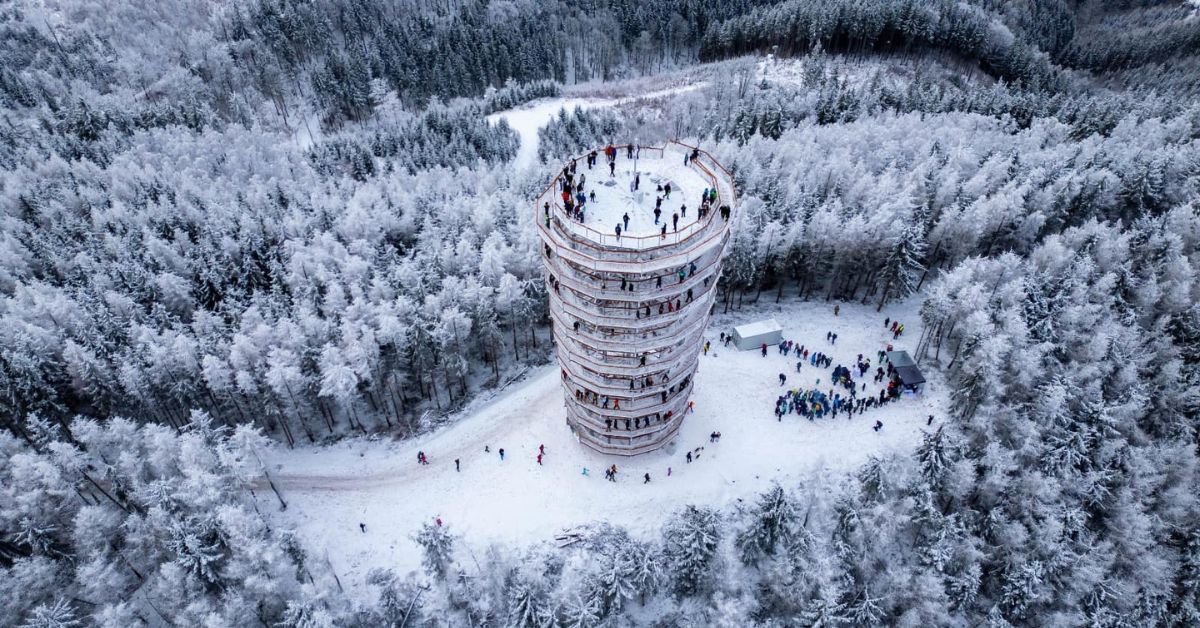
[{"left": 535, "top": 141, "right": 736, "bottom": 268}]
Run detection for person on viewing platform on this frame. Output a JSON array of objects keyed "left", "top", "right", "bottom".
[
  {"left": 681, "top": 203, "right": 687, "bottom": 217},
  {"left": 615, "top": 224, "right": 622, "bottom": 240}
]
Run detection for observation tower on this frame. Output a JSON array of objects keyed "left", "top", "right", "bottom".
[{"left": 536, "top": 141, "right": 736, "bottom": 455}]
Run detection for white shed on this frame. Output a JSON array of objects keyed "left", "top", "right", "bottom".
[{"left": 732, "top": 319, "right": 783, "bottom": 351}]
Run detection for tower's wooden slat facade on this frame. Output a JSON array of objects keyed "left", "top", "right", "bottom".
[{"left": 537, "top": 141, "right": 736, "bottom": 455}]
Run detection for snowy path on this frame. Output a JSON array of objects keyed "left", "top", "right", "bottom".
[
  {"left": 259, "top": 298, "right": 944, "bottom": 597},
  {"left": 486, "top": 83, "right": 708, "bottom": 170}
]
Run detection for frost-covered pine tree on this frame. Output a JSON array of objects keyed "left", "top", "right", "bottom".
[
  {"left": 413, "top": 521, "right": 456, "bottom": 581},
  {"left": 559, "top": 592, "right": 602, "bottom": 628},
  {"left": 876, "top": 222, "right": 927, "bottom": 311},
  {"left": 365, "top": 568, "right": 426, "bottom": 626},
  {"left": 916, "top": 426, "right": 952, "bottom": 488},
  {"left": 278, "top": 597, "right": 337, "bottom": 628},
  {"left": 662, "top": 505, "right": 722, "bottom": 596},
  {"left": 735, "top": 483, "right": 798, "bottom": 566},
  {"left": 19, "top": 598, "right": 81, "bottom": 628},
  {"left": 506, "top": 574, "right": 554, "bottom": 628}
]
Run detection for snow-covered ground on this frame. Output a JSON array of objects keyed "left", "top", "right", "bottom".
[
  {"left": 577, "top": 147, "right": 712, "bottom": 238},
  {"left": 259, "top": 297, "right": 943, "bottom": 598},
  {"left": 486, "top": 83, "right": 708, "bottom": 170}
]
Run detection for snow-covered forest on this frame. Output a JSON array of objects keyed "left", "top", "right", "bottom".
[{"left": 2, "top": 0, "right": 1199, "bottom": 625}]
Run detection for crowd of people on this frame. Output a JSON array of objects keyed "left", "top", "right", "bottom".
[
  {"left": 753, "top": 315, "right": 915, "bottom": 429},
  {"left": 542, "top": 143, "right": 733, "bottom": 242}
]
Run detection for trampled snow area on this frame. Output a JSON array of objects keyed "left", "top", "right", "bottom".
[
  {"left": 578, "top": 147, "right": 712, "bottom": 238},
  {"left": 259, "top": 298, "right": 944, "bottom": 597}
]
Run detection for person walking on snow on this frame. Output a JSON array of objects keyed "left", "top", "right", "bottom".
[
  {"left": 582, "top": 467, "right": 589, "bottom": 476},
  {"left": 664, "top": 183, "right": 672, "bottom": 198},
  {"left": 455, "top": 458, "right": 460, "bottom": 472},
  {"left": 539, "top": 444, "right": 546, "bottom": 455},
  {"left": 644, "top": 473, "right": 651, "bottom": 484},
  {"left": 779, "top": 373, "right": 787, "bottom": 386},
  {"left": 499, "top": 448, "right": 505, "bottom": 460},
  {"left": 537, "top": 453, "right": 543, "bottom": 465},
  {"left": 436, "top": 516, "right": 443, "bottom": 526},
  {"left": 623, "top": 212, "right": 630, "bottom": 230},
  {"left": 761, "top": 343, "right": 768, "bottom": 357},
  {"left": 359, "top": 523, "right": 366, "bottom": 533},
  {"left": 704, "top": 341, "right": 711, "bottom": 355},
  {"left": 672, "top": 213, "right": 679, "bottom": 231}
]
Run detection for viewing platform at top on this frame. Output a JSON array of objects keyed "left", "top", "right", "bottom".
[{"left": 535, "top": 141, "right": 735, "bottom": 275}]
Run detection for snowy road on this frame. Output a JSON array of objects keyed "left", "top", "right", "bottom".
[
  {"left": 259, "top": 298, "right": 944, "bottom": 598},
  {"left": 486, "top": 83, "right": 708, "bottom": 170}
]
